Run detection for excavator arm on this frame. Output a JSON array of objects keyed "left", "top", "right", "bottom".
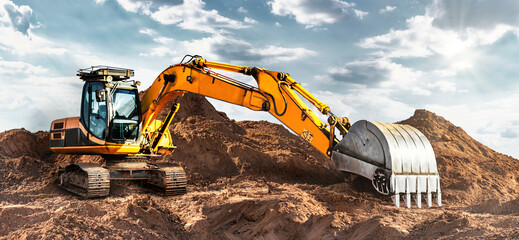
[
  {"left": 139, "top": 55, "right": 442, "bottom": 209},
  {"left": 140, "top": 55, "right": 348, "bottom": 156}
]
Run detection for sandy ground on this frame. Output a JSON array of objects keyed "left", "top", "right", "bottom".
[{"left": 1, "top": 94, "right": 519, "bottom": 239}]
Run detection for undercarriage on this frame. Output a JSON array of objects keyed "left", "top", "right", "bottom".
[{"left": 58, "top": 155, "right": 187, "bottom": 198}]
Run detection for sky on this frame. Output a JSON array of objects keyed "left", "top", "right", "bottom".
[{"left": 0, "top": 0, "right": 518, "bottom": 158}]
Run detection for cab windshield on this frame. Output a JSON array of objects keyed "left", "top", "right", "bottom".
[{"left": 110, "top": 89, "right": 140, "bottom": 142}]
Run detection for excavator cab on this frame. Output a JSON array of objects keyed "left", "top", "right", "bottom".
[
  {"left": 79, "top": 67, "right": 141, "bottom": 144},
  {"left": 80, "top": 82, "right": 141, "bottom": 143},
  {"left": 50, "top": 66, "right": 142, "bottom": 151}
]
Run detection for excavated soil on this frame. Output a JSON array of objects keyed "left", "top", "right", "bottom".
[{"left": 1, "top": 93, "right": 519, "bottom": 239}]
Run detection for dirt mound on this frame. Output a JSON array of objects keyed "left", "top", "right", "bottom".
[
  {"left": 172, "top": 92, "right": 230, "bottom": 121},
  {"left": 160, "top": 93, "right": 342, "bottom": 185},
  {"left": 399, "top": 109, "right": 519, "bottom": 205},
  {"left": 0, "top": 129, "right": 51, "bottom": 159},
  {"left": 2, "top": 100, "right": 519, "bottom": 239},
  {"left": 0, "top": 130, "right": 55, "bottom": 195},
  {"left": 167, "top": 116, "right": 340, "bottom": 185},
  {"left": 0, "top": 195, "right": 187, "bottom": 239}
]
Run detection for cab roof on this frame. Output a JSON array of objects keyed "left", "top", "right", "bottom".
[{"left": 78, "top": 66, "right": 134, "bottom": 81}]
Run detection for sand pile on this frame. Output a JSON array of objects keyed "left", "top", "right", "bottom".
[
  {"left": 0, "top": 129, "right": 50, "bottom": 159},
  {"left": 399, "top": 110, "right": 519, "bottom": 205},
  {"left": 1, "top": 96, "right": 519, "bottom": 239},
  {"left": 163, "top": 93, "right": 342, "bottom": 185},
  {"left": 0, "top": 129, "right": 55, "bottom": 196}
]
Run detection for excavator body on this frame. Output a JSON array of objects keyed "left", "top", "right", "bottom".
[
  {"left": 50, "top": 56, "right": 440, "bottom": 208},
  {"left": 50, "top": 66, "right": 186, "bottom": 197}
]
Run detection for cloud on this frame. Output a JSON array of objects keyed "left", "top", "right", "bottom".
[
  {"left": 353, "top": 9, "right": 368, "bottom": 20},
  {"left": 359, "top": 15, "right": 467, "bottom": 58},
  {"left": 431, "top": 0, "right": 519, "bottom": 30},
  {"left": 138, "top": 28, "right": 174, "bottom": 44},
  {"left": 268, "top": 0, "right": 354, "bottom": 28},
  {"left": 237, "top": 6, "right": 247, "bottom": 13},
  {"left": 379, "top": 6, "right": 396, "bottom": 14},
  {"left": 153, "top": 36, "right": 174, "bottom": 44},
  {"left": 116, "top": 0, "right": 152, "bottom": 14},
  {"left": 501, "top": 128, "right": 518, "bottom": 138},
  {"left": 314, "top": 88, "right": 414, "bottom": 122},
  {"left": 0, "top": 94, "right": 32, "bottom": 111},
  {"left": 0, "top": 59, "right": 47, "bottom": 75},
  {"left": 245, "top": 45, "right": 316, "bottom": 64},
  {"left": 324, "top": 58, "right": 423, "bottom": 88},
  {"left": 139, "top": 28, "right": 156, "bottom": 36},
  {"left": 425, "top": 93, "right": 519, "bottom": 157},
  {"left": 427, "top": 80, "right": 456, "bottom": 92},
  {"left": 115, "top": 0, "right": 249, "bottom": 34},
  {"left": 151, "top": 0, "right": 248, "bottom": 33},
  {"left": 139, "top": 46, "right": 177, "bottom": 57},
  {"left": 0, "top": 0, "right": 33, "bottom": 35},
  {"left": 316, "top": 55, "right": 469, "bottom": 98},
  {"left": 0, "top": 75, "right": 82, "bottom": 131},
  {"left": 0, "top": 26, "right": 68, "bottom": 56},
  {"left": 114, "top": 0, "right": 249, "bottom": 33},
  {"left": 244, "top": 17, "right": 258, "bottom": 24},
  {"left": 360, "top": 0, "right": 519, "bottom": 59},
  {"left": 138, "top": 31, "right": 316, "bottom": 65},
  {"left": 181, "top": 34, "right": 316, "bottom": 65},
  {"left": 0, "top": 1, "right": 67, "bottom": 56},
  {"left": 344, "top": 0, "right": 519, "bottom": 154}
]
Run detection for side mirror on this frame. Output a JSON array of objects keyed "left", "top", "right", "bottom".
[{"left": 96, "top": 89, "right": 106, "bottom": 102}]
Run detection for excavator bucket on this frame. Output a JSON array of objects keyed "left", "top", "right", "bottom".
[{"left": 331, "top": 120, "right": 441, "bottom": 208}]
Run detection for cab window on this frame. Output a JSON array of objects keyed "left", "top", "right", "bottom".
[{"left": 109, "top": 89, "right": 140, "bottom": 142}]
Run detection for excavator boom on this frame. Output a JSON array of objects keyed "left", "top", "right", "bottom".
[{"left": 141, "top": 56, "right": 336, "bottom": 155}]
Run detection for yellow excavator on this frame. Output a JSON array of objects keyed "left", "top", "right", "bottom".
[{"left": 50, "top": 55, "right": 441, "bottom": 208}]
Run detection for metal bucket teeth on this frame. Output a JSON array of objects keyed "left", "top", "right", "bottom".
[
  {"left": 332, "top": 120, "right": 442, "bottom": 208},
  {"left": 391, "top": 174, "right": 441, "bottom": 208},
  {"left": 415, "top": 193, "right": 422, "bottom": 208}
]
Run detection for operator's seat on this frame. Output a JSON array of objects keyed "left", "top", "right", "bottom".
[{"left": 90, "top": 104, "right": 107, "bottom": 139}]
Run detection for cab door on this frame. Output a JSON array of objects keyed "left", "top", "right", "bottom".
[{"left": 81, "top": 81, "right": 108, "bottom": 142}]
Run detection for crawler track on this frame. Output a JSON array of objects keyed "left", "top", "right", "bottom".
[
  {"left": 146, "top": 163, "right": 187, "bottom": 195},
  {"left": 59, "top": 163, "right": 110, "bottom": 198}
]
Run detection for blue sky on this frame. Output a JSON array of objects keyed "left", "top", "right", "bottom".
[{"left": 0, "top": 0, "right": 518, "bottom": 158}]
